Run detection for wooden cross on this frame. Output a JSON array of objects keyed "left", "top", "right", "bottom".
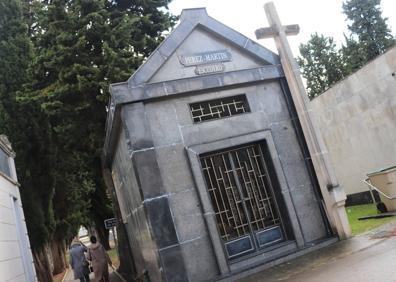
[{"left": 255, "top": 2, "right": 351, "bottom": 239}]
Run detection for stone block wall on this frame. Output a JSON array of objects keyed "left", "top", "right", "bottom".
[
  {"left": 310, "top": 46, "right": 396, "bottom": 196},
  {"left": 104, "top": 8, "right": 335, "bottom": 281},
  {"left": 110, "top": 80, "right": 330, "bottom": 281}
]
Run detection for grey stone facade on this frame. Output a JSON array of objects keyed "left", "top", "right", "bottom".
[{"left": 103, "top": 8, "right": 333, "bottom": 281}]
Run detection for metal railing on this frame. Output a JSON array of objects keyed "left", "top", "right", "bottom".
[
  {"left": 362, "top": 178, "right": 396, "bottom": 202},
  {"left": 200, "top": 142, "right": 285, "bottom": 258}
]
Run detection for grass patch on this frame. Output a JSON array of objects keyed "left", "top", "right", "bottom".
[
  {"left": 346, "top": 203, "right": 396, "bottom": 235},
  {"left": 107, "top": 248, "right": 120, "bottom": 268}
]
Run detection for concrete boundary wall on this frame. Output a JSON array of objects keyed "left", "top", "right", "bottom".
[{"left": 310, "top": 46, "right": 396, "bottom": 197}]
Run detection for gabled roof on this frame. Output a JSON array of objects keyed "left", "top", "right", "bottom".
[
  {"left": 104, "top": 8, "right": 285, "bottom": 164},
  {"left": 127, "top": 8, "right": 280, "bottom": 87}
]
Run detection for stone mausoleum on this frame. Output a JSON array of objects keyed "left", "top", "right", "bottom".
[{"left": 103, "top": 8, "right": 338, "bottom": 281}]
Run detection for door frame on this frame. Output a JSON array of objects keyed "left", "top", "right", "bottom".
[{"left": 186, "top": 130, "right": 304, "bottom": 275}]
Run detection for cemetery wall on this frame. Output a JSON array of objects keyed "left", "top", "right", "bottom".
[{"left": 311, "top": 46, "right": 396, "bottom": 203}]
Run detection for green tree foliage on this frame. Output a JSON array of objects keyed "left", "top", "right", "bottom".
[
  {"left": 297, "top": 33, "right": 347, "bottom": 99},
  {"left": 0, "top": 0, "right": 31, "bottom": 124},
  {"left": 340, "top": 34, "right": 367, "bottom": 73},
  {"left": 1, "top": 0, "right": 175, "bottom": 278},
  {"left": 26, "top": 0, "right": 176, "bottom": 251},
  {"left": 342, "top": 0, "right": 395, "bottom": 64},
  {"left": 0, "top": 0, "right": 56, "bottom": 280},
  {"left": 0, "top": 0, "right": 56, "bottom": 249},
  {"left": 298, "top": 0, "right": 394, "bottom": 99}
]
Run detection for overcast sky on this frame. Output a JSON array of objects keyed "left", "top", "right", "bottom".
[{"left": 168, "top": 0, "right": 396, "bottom": 56}]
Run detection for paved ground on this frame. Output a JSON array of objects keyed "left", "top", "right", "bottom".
[
  {"left": 64, "top": 236, "right": 120, "bottom": 281},
  {"left": 64, "top": 221, "right": 396, "bottom": 282},
  {"left": 63, "top": 267, "right": 123, "bottom": 282},
  {"left": 240, "top": 221, "right": 396, "bottom": 282}
]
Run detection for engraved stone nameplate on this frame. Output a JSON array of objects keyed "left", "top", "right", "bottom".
[
  {"left": 179, "top": 50, "right": 232, "bottom": 66},
  {"left": 194, "top": 63, "right": 225, "bottom": 75}
]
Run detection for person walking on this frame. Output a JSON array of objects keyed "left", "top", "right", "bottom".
[
  {"left": 69, "top": 237, "right": 90, "bottom": 282},
  {"left": 87, "top": 235, "right": 112, "bottom": 282}
]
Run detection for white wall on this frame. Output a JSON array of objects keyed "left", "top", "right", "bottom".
[
  {"left": 0, "top": 140, "right": 36, "bottom": 282},
  {"left": 310, "top": 46, "right": 396, "bottom": 195}
]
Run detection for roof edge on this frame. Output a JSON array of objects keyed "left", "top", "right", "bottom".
[
  {"left": 180, "top": 7, "right": 208, "bottom": 21},
  {"left": 126, "top": 7, "right": 280, "bottom": 88}
]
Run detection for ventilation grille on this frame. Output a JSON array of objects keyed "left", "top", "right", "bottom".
[{"left": 190, "top": 95, "right": 250, "bottom": 123}]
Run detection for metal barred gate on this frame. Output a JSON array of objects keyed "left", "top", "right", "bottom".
[{"left": 200, "top": 142, "right": 285, "bottom": 259}]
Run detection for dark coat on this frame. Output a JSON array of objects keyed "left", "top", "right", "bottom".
[{"left": 69, "top": 241, "right": 90, "bottom": 279}]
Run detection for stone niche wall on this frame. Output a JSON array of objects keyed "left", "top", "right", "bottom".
[{"left": 0, "top": 141, "right": 36, "bottom": 282}]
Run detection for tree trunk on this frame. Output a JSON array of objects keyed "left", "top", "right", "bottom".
[
  {"left": 51, "top": 239, "right": 67, "bottom": 275},
  {"left": 95, "top": 221, "right": 110, "bottom": 250},
  {"left": 32, "top": 244, "right": 53, "bottom": 282}
]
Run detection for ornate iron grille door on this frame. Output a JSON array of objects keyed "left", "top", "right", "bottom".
[{"left": 201, "top": 143, "right": 285, "bottom": 259}]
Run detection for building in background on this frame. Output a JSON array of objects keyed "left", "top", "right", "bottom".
[
  {"left": 311, "top": 46, "right": 396, "bottom": 205},
  {"left": 0, "top": 135, "right": 37, "bottom": 281}
]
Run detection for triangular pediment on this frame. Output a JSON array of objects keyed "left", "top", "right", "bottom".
[
  {"left": 128, "top": 8, "right": 279, "bottom": 87},
  {"left": 149, "top": 26, "right": 271, "bottom": 83}
]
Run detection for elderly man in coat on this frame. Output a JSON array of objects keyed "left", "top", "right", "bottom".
[{"left": 70, "top": 237, "right": 90, "bottom": 282}]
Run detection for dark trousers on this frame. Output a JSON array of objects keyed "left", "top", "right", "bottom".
[{"left": 79, "top": 274, "right": 90, "bottom": 282}]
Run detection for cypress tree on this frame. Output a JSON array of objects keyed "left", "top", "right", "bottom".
[
  {"left": 2, "top": 0, "right": 176, "bottom": 277},
  {"left": 24, "top": 0, "right": 176, "bottom": 275},
  {"left": 342, "top": 0, "right": 395, "bottom": 63},
  {"left": 0, "top": 0, "right": 56, "bottom": 281}
]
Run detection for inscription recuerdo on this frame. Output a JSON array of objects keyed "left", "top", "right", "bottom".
[
  {"left": 195, "top": 63, "right": 225, "bottom": 75},
  {"left": 179, "top": 49, "right": 232, "bottom": 66}
]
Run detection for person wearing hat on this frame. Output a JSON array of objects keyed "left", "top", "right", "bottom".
[
  {"left": 87, "top": 235, "right": 112, "bottom": 282},
  {"left": 69, "top": 237, "right": 90, "bottom": 282}
]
